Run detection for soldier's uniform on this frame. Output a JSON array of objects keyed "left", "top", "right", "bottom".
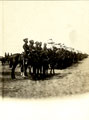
[
  {"left": 35, "top": 41, "right": 42, "bottom": 58},
  {"left": 22, "top": 38, "right": 29, "bottom": 67},
  {"left": 23, "top": 38, "right": 29, "bottom": 58},
  {"left": 20, "top": 38, "right": 29, "bottom": 77},
  {"left": 35, "top": 41, "right": 39, "bottom": 50},
  {"left": 38, "top": 42, "right": 42, "bottom": 51},
  {"left": 29, "top": 40, "right": 35, "bottom": 53}
]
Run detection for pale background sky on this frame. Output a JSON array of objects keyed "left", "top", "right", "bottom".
[{"left": 0, "top": 1, "right": 89, "bottom": 56}]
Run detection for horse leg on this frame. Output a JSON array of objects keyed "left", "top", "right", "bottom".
[
  {"left": 20, "top": 63, "right": 24, "bottom": 76},
  {"left": 53, "top": 68, "right": 55, "bottom": 74},
  {"left": 40, "top": 66, "right": 42, "bottom": 75},
  {"left": 21, "top": 64, "right": 28, "bottom": 77},
  {"left": 45, "top": 68, "right": 48, "bottom": 75},
  {"left": 33, "top": 66, "right": 36, "bottom": 75},
  {"left": 50, "top": 68, "right": 52, "bottom": 75},
  {"left": 20, "top": 64, "right": 26, "bottom": 77},
  {"left": 24, "top": 65, "right": 28, "bottom": 76},
  {"left": 37, "top": 67, "right": 40, "bottom": 75},
  {"left": 43, "top": 66, "right": 46, "bottom": 76},
  {"left": 29, "top": 66, "right": 31, "bottom": 74},
  {"left": 11, "top": 66, "right": 16, "bottom": 79}
]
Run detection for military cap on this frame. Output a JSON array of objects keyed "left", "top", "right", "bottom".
[
  {"left": 35, "top": 41, "right": 39, "bottom": 44},
  {"left": 29, "top": 40, "right": 34, "bottom": 44},
  {"left": 23, "top": 38, "right": 28, "bottom": 43},
  {"left": 39, "top": 42, "right": 42, "bottom": 45}
]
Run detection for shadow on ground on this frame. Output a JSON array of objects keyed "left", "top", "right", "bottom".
[{"left": 1, "top": 71, "right": 72, "bottom": 82}]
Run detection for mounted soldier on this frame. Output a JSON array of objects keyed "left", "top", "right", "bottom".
[
  {"left": 29, "top": 40, "right": 35, "bottom": 52},
  {"left": 34, "top": 41, "right": 42, "bottom": 74},
  {"left": 23, "top": 38, "right": 29, "bottom": 67},
  {"left": 22, "top": 38, "right": 29, "bottom": 77},
  {"left": 38, "top": 42, "right": 42, "bottom": 51},
  {"left": 35, "top": 41, "right": 39, "bottom": 50},
  {"left": 41, "top": 43, "right": 49, "bottom": 75},
  {"left": 28, "top": 40, "right": 35, "bottom": 74},
  {"left": 23, "top": 38, "right": 29, "bottom": 57}
]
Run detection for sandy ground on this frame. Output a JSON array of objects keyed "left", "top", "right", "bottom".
[
  {"left": 0, "top": 57, "right": 89, "bottom": 99},
  {"left": 0, "top": 58, "right": 89, "bottom": 120}
]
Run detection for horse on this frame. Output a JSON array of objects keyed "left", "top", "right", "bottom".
[
  {"left": 0, "top": 57, "right": 6, "bottom": 65},
  {"left": 9, "top": 53, "right": 29, "bottom": 79},
  {"left": 0, "top": 56, "right": 9, "bottom": 65},
  {"left": 8, "top": 48, "right": 57, "bottom": 79}
]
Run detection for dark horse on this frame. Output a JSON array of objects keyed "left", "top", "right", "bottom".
[
  {"left": 9, "top": 50, "right": 55, "bottom": 79},
  {"left": 0, "top": 56, "right": 9, "bottom": 65},
  {"left": 9, "top": 53, "right": 29, "bottom": 79},
  {"left": 0, "top": 57, "right": 6, "bottom": 65}
]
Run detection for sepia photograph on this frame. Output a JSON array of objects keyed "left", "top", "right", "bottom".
[{"left": 0, "top": 1, "right": 89, "bottom": 120}]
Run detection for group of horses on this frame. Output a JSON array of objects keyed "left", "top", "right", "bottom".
[{"left": 0, "top": 43, "right": 88, "bottom": 79}]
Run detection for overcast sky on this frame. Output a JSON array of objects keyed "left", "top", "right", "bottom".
[{"left": 0, "top": 1, "right": 89, "bottom": 56}]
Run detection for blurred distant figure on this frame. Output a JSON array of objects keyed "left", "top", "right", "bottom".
[{"left": 43, "top": 43, "right": 47, "bottom": 51}]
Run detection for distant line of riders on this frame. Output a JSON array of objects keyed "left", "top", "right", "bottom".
[{"left": 0, "top": 38, "right": 88, "bottom": 79}]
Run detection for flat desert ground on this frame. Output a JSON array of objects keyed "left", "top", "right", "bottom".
[
  {"left": 0, "top": 58, "right": 89, "bottom": 120},
  {"left": 0, "top": 57, "right": 89, "bottom": 99}
]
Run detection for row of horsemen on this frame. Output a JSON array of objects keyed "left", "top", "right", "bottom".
[
  {"left": 1, "top": 38, "right": 88, "bottom": 79},
  {"left": 20, "top": 38, "right": 88, "bottom": 78},
  {"left": 21, "top": 38, "right": 56, "bottom": 78}
]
